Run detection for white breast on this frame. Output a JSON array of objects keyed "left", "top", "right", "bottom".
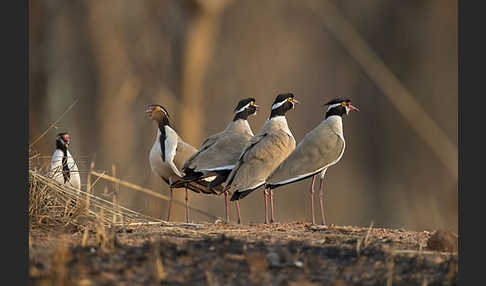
[
  {"left": 326, "top": 115, "right": 344, "bottom": 141},
  {"left": 269, "top": 116, "right": 294, "bottom": 138},
  {"left": 149, "top": 129, "right": 173, "bottom": 183},
  {"left": 319, "top": 116, "right": 346, "bottom": 178},
  {"left": 49, "top": 149, "right": 81, "bottom": 191},
  {"left": 238, "top": 119, "right": 254, "bottom": 137}
]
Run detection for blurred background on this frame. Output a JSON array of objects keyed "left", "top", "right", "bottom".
[{"left": 29, "top": 0, "right": 457, "bottom": 232}]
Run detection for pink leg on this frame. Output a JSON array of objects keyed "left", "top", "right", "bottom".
[
  {"left": 264, "top": 188, "right": 269, "bottom": 224},
  {"left": 318, "top": 178, "right": 326, "bottom": 225},
  {"left": 309, "top": 176, "right": 316, "bottom": 225},
  {"left": 167, "top": 188, "right": 173, "bottom": 221},
  {"left": 224, "top": 192, "right": 230, "bottom": 223},
  {"left": 269, "top": 189, "right": 275, "bottom": 223},
  {"left": 235, "top": 200, "right": 241, "bottom": 224},
  {"left": 185, "top": 185, "right": 189, "bottom": 223}
]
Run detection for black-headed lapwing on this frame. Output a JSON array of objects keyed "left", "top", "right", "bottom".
[
  {"left": 172, "top": 98, "right": 259, "bottom": 222},
  {"left": 49, "top": 132, "right": 81, "bottom": 192},
  {"left": 224, "top": 93, "right": 298, "bottom": 224},
  {"left": 146, "top": 104, "right": 217, "bottom": 222},
  {"left": 265, "top": 98, "right": 359, "bottom": 225}
]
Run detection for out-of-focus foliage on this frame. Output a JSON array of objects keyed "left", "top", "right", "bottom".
[{"left": 29, "top": 0, "right": 457, "bottom": 232}]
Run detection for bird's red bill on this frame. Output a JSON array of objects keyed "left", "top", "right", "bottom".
[{"left": 348, "top": 103, "right": 359, "bottom": 111}]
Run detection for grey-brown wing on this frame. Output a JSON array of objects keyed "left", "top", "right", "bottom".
[
  {"left": 181, "top": 132, "right": 222, "bottom": 170},
  {"left": 225, "top": 131, "right": 295, "bottom": 192},
  {"left": 174, "top": 140, "right": 198, "bottom": 171},
  {"left": 266, "top": 125, "right": 344, "bottom": 186},
  {"left": 188, "top": 132, "right": 251, "bottom": 172},
  {"left": 223, "top": 133, "right": 267, "bottom": 190}
]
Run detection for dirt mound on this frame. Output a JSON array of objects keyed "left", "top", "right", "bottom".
[{"left": 29, "top": 222, "right": 458, "bottom": 285}]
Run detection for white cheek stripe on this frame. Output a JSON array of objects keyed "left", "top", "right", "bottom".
[
  {"left": 327, "top": 103, "right": 341, "bottom": 111},
  {"left": 235, "top": 103, "right": 251, "bottom": 114},
  {"left": 327, "top": 103, "right": 350, "bottom": 114},
  {"left": 272, "top": 100, "right": 287, "bottom": 110}
]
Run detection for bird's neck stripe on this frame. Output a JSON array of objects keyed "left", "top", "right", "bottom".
[
  {"left": 327, "top": 103, "right": 341, "bottom": 111},
  {"left": 235, "top": 103, "right": 251, "bottom": 114},
  {"left": 271, "top": 100, "right": 286, "bottom": 110}
]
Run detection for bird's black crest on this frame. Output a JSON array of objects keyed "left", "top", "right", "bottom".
[
  {"left": 273, "top": 93, "right": 294, "bottom": 104},
  {"left": 325, "top": 98, "right": 350, "bottom": 105},
  {"left": 234, "top": 98, "right": 256, "bottom": 112}
]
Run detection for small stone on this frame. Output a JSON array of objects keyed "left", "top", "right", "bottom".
[
  {"left": 427, "top": 230, "right": 458, "bottom": 252},
  {"left": 266, "top": 252, "right": 280, "bottom": 267},
  {"left": 294, "top": 261, "right": 304, "bottom": 268}
]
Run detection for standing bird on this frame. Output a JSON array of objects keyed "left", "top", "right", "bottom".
[
  {"left": 172, "top": 98, "right": 259, "bottom": 222},
  {"left": 146, "top": 104, "right": 217, "bottom": 222},
  {"left": 225, "top": 93, "right": 298, "bottom": 224},
  {"left": 265, "top": 98, "right": 359, "bottom": 225},
  {"left": 49, "top": 132, "right": 81, "bottom": 193}
]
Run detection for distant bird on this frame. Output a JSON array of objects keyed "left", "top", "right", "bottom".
[
  {"left": 146, "top": 104, "right": 217, "bottom": 223},
  {"left": 172, "top": 98, "right": 259, "bottom": 223},
  {"left": 265, "top": 98, "right": 359, "bottom": 225},
  {"left": 49, "top": 132, "right": 81, "bottom": 192},
  {"left": 225, "top": 93, "right": 298, "bottom": 224}
]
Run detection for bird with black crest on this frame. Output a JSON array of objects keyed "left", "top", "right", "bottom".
[
  {"left": 265, "top": 98, "right": 359, "bottom": 225},
  {"left": 224, "top": 93, "right": 298, "bottom": 224},
  {"left": 172, "top": 98, "right": 259, "bottom": 223}
]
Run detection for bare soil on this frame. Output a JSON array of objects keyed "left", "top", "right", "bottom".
[{"left": 29, "top": 222, "right": 458, "bottom": 286}]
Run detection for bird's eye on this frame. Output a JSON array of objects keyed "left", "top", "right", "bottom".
[
  {"left": 250, "top": 101, "right": 254, "bottom": 105},
  {"left": 341, "top": 102, "right": 347, "bottom": 107},
  {"left": 288, "top": 98, "right": 292, "bottom": 102},
  {"left": 156, "top": 106, "right": 161, "bottom": 111}
]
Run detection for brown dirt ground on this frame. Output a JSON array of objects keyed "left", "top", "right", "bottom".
[{"left": 29, "top": 222, "right": 458, "bottom": 286}]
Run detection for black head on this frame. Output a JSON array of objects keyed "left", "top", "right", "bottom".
[
  {"left": 325, "top": 98, "right": 359, "bottom": 118},
  {"left": 233, "top": 98, "right": 259, "bottom": 121},
  {"left": 146, "top": 104, "right": 171, "bottom": 126},
  {"left": 56, "top": 132, "right": 70, "bottom": 151},
  {"left": 270, "top": 93, "right": 299, "bottom": 118}
]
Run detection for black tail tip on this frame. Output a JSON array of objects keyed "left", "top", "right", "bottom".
[
  {"left": 230, "top": 192, "right": 240, "bottom": 201},
  {"left": 170, "top": 180, "right": 185, "bottom": 188},
  {"left": 208, "top": 170, "right": 230, "bottom": 189},
  {"left": 180, "top": 170, "right": 204, "bottom": 182},
  {"left": 230, "top": 189, "right": 253, "bottom": 201}
]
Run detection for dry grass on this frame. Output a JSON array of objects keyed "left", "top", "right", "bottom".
[
  {"left": 29, "top": 100, "right": 164, "bottom": 234},
  {"left": 29, "top": 148, "right": 162, "bottom": 231}
]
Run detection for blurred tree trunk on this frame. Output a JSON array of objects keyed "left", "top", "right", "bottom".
[
  {"left": 176, "top": 0, "right": 230, "bottom": 221},
  {"left": 178, "top": 0, "right": 231, "bottom": 144},
  {"left": 29, "top": 0, "right": 48, "bottom": 151},
  {"left": 86, "top": 0, "right": 141, "bottom": 208}
]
